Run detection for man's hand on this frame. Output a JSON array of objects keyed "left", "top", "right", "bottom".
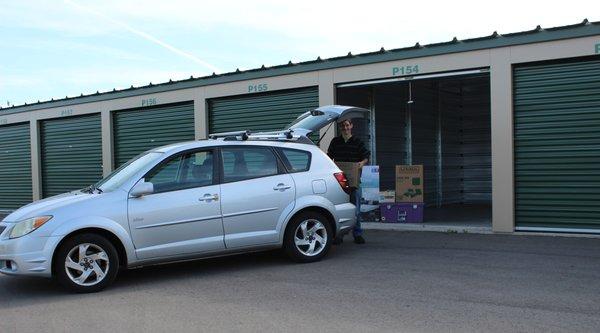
[{"left": 358, "top": 159, "right": 368, "bottom": 168}]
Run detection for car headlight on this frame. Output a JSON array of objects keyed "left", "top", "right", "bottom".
[{"left": 9, "top": 216, "right": 53, "bottom": 239}]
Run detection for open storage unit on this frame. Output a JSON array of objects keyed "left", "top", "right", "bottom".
[{"left": 337, "top": 71, "right": 491, "bottom": 225}]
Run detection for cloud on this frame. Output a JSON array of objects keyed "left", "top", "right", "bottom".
[{"left": 64, "top": 0, "right": 221, "bottom": 73}]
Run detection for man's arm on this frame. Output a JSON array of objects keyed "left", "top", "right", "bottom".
[
  {"left": 357, "top": 138, "right": 370, "bottom": 167},
  {"left": 327, "top": 137, "right": 336, "bottom": 160}
]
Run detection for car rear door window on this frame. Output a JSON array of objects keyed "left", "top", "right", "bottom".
[
  {"left": 221, "top": 147, "right": 279, "bottom": 183},
  {"left": 280, "top": 148, "right": 311, "bottom": 173}
]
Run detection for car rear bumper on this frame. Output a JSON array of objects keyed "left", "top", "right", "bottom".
[{"left": 334, "top": 202, "right": 357, "bottom": 236}]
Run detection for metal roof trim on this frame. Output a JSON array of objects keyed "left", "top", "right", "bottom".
[{"left": 1, "top": 20, "right": 599, "bottom": 115}]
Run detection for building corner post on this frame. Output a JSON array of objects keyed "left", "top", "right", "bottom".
[{"left": 490, "top": 48, "right": 515, "bottom": 233}]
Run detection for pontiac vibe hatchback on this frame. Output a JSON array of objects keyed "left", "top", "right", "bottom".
[{"left": 0, "top": 105, "right": 368, "bottom": 292}]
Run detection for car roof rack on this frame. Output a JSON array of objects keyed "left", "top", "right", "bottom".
[
  {"left": 208, "top": 130, "right": 251, "bottom": 140},
  {"left": 208, "top": 129, "right": 314, "bottom": 144}
]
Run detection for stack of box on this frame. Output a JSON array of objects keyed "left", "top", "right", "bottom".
[{"left": 379, "top": 165, "right": 424, "bottom": 223}]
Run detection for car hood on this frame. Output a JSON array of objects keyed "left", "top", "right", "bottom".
[{"left": 2, "top": 190, "right": 95, "bottom": 223}]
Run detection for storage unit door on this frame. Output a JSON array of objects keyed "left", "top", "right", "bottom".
[
  {"left": 514, "top": 57, "right": 600, "bottom": 231},
  {"left": 41, "top": 114, "right": 103, "bottom": 197},
  {"left": 0, "top": 123, "right": 32, "bottom": 210},
  {"left": 208, "top": 87, "right": 319, "bottom": 134},
  {"left": 113, "top": 102, "right": 195, "bottom": 168}
]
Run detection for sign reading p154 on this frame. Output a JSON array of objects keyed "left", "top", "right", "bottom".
[
  {"left": 248, "top": 83, "right": 268, "bottom": 93},
  {"left": 392, "top": 65, "right": 419, "bottom": 76}
]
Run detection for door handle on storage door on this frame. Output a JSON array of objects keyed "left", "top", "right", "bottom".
[
  {"left": 273, "top": 183, "right": 292, "bottom": 191},
  {"left": 198, "top": 193, "right": 219, "bottom": 202}
]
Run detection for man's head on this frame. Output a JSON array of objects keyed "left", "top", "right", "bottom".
[{"left": 339, "top": 119, "right": 353, "bottom": 137}]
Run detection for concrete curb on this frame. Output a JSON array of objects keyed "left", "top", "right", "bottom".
[
  {"left": 362, "top": 222, "right": 600, "bottom": 238},
  {"left": 362, "top": 222, "right": 493, "bottom": 234}
]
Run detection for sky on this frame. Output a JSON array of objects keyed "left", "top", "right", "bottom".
[{"left": 1, "top": 0, "right": 599, "bottom": 107}]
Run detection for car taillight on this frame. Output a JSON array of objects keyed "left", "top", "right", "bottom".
[{"left": 334, "top": 172, "right": 351, "bottom": 194}]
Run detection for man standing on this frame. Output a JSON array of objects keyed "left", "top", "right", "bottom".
[{"left": 327, "top": 119, "right": 369, "bottom": 244}]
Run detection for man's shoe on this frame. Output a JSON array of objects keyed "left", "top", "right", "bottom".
[{"left": 353, "top": 235, "right": 365, "bottom": 244}]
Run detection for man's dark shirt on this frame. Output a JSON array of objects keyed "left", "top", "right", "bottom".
[{"left": 327, "top": 135, "right": 370, "bottom": 162}]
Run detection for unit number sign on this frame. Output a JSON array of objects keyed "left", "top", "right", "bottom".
[
  {"left": 392, "top": 65, "right": 420, "bottom": 76},
  {"left": 248, "top": 83, "right": 268, "bottom": 93}
]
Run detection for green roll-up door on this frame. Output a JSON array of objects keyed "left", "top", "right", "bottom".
[
  {"left": 41, "top": 114, "right": 103, "bottom": 197},
  {"left": 208, "top": 87, "right": 319, "bottom": 134},
  {"left": 514, "top": 57, "right": 600, "bottom": 231},
  {"left": 0, "top": 123, "right": 32, "bottom": 210},
  {"left": 113, "top": 102, "right": 194, "bottom": 167}
]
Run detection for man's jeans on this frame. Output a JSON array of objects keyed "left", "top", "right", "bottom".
[{"left": 350, "top": 187, "right": 363, "bottom": 237}]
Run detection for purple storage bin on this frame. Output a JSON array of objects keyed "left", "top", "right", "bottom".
[{"left": 380, "top": 203, "right": 424, "bottom": 223}]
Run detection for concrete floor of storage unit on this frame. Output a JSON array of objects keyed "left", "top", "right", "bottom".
[
  {"left": 423, "top": 204, "right": 491, "bottom": 226},
  {"left": 362, "top": 204, "right": 492, "bottom": 233}
]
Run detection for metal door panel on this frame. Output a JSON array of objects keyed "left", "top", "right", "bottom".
[
  {"left": 220, "top": 174, "right": 295, "bottom": 248},
  {"left": 128, "top": 184, "right": 224, "bottom": 259}
]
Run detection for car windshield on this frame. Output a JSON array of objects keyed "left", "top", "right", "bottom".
[{"left": 95, "top": 152, "right": 163, "bottom": 192}]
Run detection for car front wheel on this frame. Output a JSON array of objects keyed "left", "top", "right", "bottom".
[
  {"left": 284, "top": 211, "right": 332, "bottom": 263},
  {"left": 53, "top": 233, "right": 119, "bottom": 293}
]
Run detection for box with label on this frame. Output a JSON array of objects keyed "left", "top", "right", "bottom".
[
  {"left": 360, "top": 165, "right": 380, "bottom": 204},
  {"left": 335, "top": 161, "right": 360, "bottom": 188},
  {"left": 395, "top": 165, "right": 424, "bottom": 203},
  {"left": 380, "top": 203, "right": 424, "bottom": 223}
]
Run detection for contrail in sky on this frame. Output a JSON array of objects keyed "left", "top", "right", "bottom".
[{"left": 64, "top": 0, "right": 221, "bottom": 73}]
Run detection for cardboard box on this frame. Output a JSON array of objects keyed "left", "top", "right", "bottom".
[
  {"left": 379, "top": 190, "right": 395, "bottom": 203},
  {"left": 335, "top": 161, "right": 360, "bottom": 187},
  {"left": 395, "top": 165, "right": 424, "bottom": 203}
]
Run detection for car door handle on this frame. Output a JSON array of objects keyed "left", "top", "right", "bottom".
[
  {"left": 198, "top": 194, "right": 219, "bottom": 202},
  {"left": 273, "top": 183, "right": 292, "bottom": 191}
]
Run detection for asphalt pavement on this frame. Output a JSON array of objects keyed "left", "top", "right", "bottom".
[{"left": 1, "top": 230, "right": 600, "bottom": 333}]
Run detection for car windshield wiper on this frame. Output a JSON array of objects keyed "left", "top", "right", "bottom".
[{"left": 82, "top": 184, "right": 103, "bottom": 194}]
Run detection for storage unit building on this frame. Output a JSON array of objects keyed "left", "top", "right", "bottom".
[{"left": 1, "top": 20, "right": 599, "bottom": 235}]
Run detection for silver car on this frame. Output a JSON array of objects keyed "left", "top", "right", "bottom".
[{"left": 0, "top": 105, "right": 366, "bottom": 292}]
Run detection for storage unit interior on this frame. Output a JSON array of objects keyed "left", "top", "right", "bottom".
[{"left": 336, "top": 72, "right": 491, "bottom": 225}]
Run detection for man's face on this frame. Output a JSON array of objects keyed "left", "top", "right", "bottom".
[{"left": 339, "top": 120, "right": 353, "bottom": 136}]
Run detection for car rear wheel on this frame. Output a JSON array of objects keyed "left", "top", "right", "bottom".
[
  {"left": 53, "top": 233, "right": 119, "bottom": 293},
  {"left": 284, "top": 211, "right": 332, "bottom": 263}
]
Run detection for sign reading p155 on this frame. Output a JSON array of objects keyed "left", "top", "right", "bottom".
[{"left": 248, "top": 83, "right": 268, "bottom": 93}]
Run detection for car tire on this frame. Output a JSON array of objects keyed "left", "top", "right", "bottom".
[
  {"left": 53, "top": 233, "right": 119, "bottom": 293},
  {"left": 284, "top": 211, "right": 332, "bottom": 263}
]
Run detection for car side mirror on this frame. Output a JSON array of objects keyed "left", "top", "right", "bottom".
[{"left": 130, "top": 181, "right": 154, "bottom": 198}]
